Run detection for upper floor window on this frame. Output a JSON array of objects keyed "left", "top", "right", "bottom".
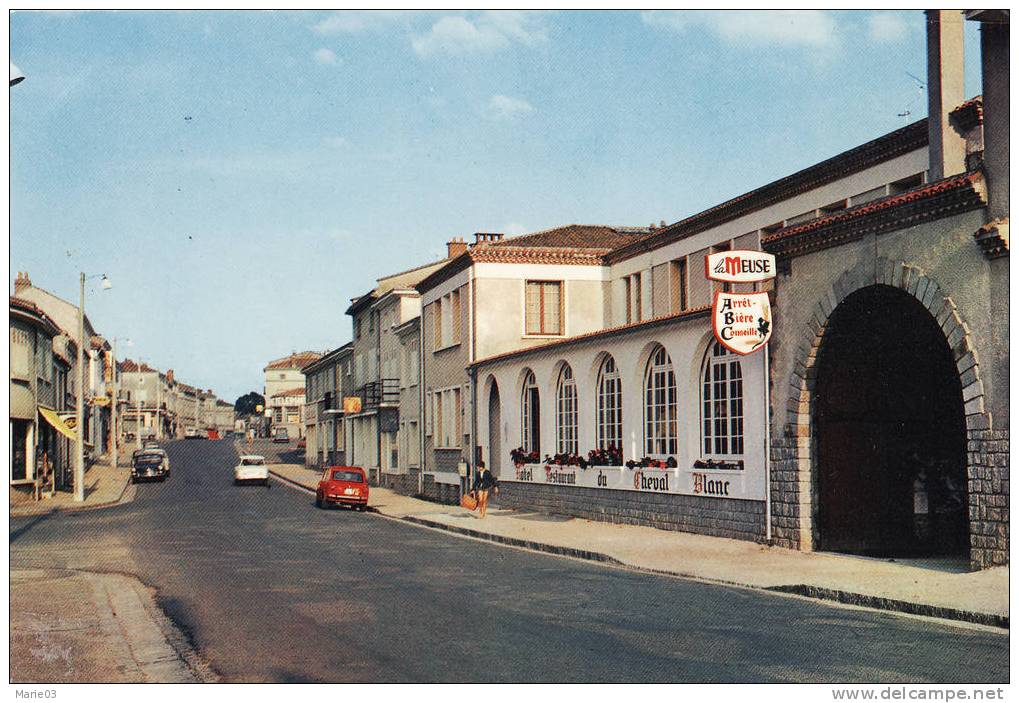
[
  {"left": 596, "top": 356, "right": 622, "bottom": 451},
  {"left": 433, "top": 289, "right": 462, "bottom": 350},
  {"left": 701, "top": 341, "right": 744, "bottom": 457},
  {"left": 624, "top": 272, "right": 644, "bottom": 324},
  {"left": 670, "top": 258, "right": 688, "bottom": 313},
  {"left": 555, "top": 365, "right": 578, "bottom": 455},
  {"left": 525, "top": 281, "right": 562, "bottom": 335},
  {"left": 521, "top": 370, "right": 540, "bottom": 454},
  {"left": 644, "top": 345, "right": 677, "bottom": 456}
]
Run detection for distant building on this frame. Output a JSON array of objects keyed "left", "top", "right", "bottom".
[{"left": 263, "top": 351, "right": 321, "bottom": 439}]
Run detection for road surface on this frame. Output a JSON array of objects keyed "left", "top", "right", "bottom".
[{"left": 9, "top": 439, "right": 1009, "bottom": 683}]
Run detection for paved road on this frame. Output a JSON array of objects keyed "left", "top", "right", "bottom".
[{"left": 10, "top": 439, "right": 1008, "bottom": 683}]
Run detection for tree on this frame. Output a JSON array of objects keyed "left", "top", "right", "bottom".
[{"left": 234, "top": 392, "right": 265, "bottom": 416}]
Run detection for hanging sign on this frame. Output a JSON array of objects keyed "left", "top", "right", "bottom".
[
  {"left": 712, "top": 291, "right": 772, "bottom": 355},
  {"left": 342, "top": 396, "right": 362, "bottom": 414},
  {"left": 705, "top": 250, "right": 776, "bottom": 283}
]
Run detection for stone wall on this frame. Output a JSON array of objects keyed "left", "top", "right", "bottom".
[
  {"left": 496, "top": 482, "right": 766, "bottom": 542},
  {"left": 968, "top": 426, "right": 1009, "bottom": 568},
  {"left": 422, "top": 474, "right": 460, "bottom": 505},
  {"left": 381, "top": 470, "right": 419, "bottom": 497}
]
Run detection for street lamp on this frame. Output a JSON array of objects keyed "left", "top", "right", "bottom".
[
  {"left": 10, "top": 61, "right": 25, "bottom": 87},
  {"left": 75, "top": 272, "right": 111, "bottom": 502}
]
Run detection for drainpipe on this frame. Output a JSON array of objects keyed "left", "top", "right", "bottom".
[
  {"left": 764, "top": 346, "right": 773, "bottom": 544},
  {"left": 418, "top": 314, "right": 426, "bottom": 496},
  {"left": 376, "top": 307, "right": 382, "bottom": 486}
]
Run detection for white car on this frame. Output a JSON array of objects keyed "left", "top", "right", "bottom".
[{"left": 234, "top": 455, "right": 270, "bottom": 486}]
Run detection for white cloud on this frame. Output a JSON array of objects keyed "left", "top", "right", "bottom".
[
  {"left": 323, "top": 136, "right": 347, "bottom": 148},
  {"left": 641, "top": 10, "right": 838, "bottom": 49},
  {"left": 485, "top": 94, "right": 535, "bottom": 120},
  {"left": 501, "top": 223, "right": 529, "bottom": 237},
  {"left": 412, "top": 11, "right": 547, "bottom": 57},
  {"left": 313, "top": 48, "right": 339, "bottom": 65},
  {"left": 866, "top": 12, "right": 911, "bottom": 43},
  {"left": 312, "top": 10, "right": 408, "bottom": 35}
]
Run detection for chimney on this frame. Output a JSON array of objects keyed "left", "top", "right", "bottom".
[
  {"left": 14, "top": 271, "right": 31, "bottom": 294},
  {"left": 166, "top": 369, "right": 174, "bottom": 383},
  {"left": 447, "top": 237, "right": 468, "bottom": 259},
  {"left": 926, "top": 10, "right": 967, "bottom": 180},
  {"left": 473, "top": 232, "right": 504, "bottom": 245},
  {"left": 970, "top": 10, "right": 1009, "bottom": 221}
]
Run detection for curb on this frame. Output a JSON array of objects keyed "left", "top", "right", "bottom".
[
  {"left": 398, "top": 515, "right": 1008, "bottom": 630},
  {"left": 267, "top": 468, "right": 316, "bottom": 494},
  {"left": 9, "top": 466, "right": 134, "bottom": 518},
  {"left": 766, "top": 584, "right": 1009, "bottom": 630}
]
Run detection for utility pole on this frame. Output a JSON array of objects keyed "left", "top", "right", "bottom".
[
  {"left": 111, "top": 338, "right": 118, "bottom": 470},
  {"left": 74, "top": 273, "right": 85, "bottom": 502}
]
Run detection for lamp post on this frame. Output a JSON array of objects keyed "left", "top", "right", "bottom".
[
  {"left": 10, "top": 61, "right": 25, "bottom": 87},
  {"left": 75, "top": 272, "right": 111, "bottom": 502}
]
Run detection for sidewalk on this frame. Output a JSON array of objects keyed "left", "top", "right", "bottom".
[
  {"left": 268, "top": 461, "right": 1008, "bottom": 628},
  {"left": 10, "top": 568, "right": 213, "bottom": 682},
  {"left": 10, "top": 458, "right": 134, "bottom": 518}
]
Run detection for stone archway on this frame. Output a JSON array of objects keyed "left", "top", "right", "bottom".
[{"left": 773, "top": 259, "right": 989, "bottom": 564}]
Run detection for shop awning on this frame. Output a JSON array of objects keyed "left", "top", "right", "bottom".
[
  {"left": 39, "top": 407, "right": 77, "bottom": 441},
  {"left": 10, "top": 384, "right": 36, "bottom": 420}
]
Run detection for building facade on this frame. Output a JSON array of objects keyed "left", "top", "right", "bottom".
[
  {"left": 10, "top": 296, "right": 77, "bottom": 493},
  {"left": 302, "top": 343, "right": 353, "bottom": 468},
  {"left": 263, "top": 351, "right": 321, "bottom": 439}
]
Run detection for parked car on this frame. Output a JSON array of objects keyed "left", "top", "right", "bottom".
[
  {"left": 297, "top": 437, "right": 306, "bottom": 451},
  {"left": 234, "top": 455, "right": 269, "bottom": 486},
  {"left": 315, "top": 466, "right": 369, "bottom": 510},
  {"left": 272, "top": 427, "right": 289, "bottom": 443},
  {"left": 184, "top": 428, "right": 199, "bottom": 439},
  {"left": 132, "top": 450, "right": 169, "bottom": 483}
]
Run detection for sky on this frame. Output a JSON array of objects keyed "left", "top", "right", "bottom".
[{"left": 9, "top": 10, "right": 983, "bottom": 403}]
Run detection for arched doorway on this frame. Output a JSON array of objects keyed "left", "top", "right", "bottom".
[
  {"left": 815, "top": 285, "right": 968, "bottom": 557},
  {"left": 488, "top": 380, "right": 501, "bottom": 477}
]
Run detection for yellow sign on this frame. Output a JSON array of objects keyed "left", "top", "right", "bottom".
[
  {"left": 342, "top": 396, "right": 362, "bottom": 414},
  {"left": 40, "top": 407, "right": 77, "bottom": 441}
]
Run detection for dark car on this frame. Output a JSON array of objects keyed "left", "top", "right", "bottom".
[
  {"left": 315, "top": 466, "right": 369, "bottom": 510},
  {"left": 132, "top": 451, "right": 169, "bottom": 483}
]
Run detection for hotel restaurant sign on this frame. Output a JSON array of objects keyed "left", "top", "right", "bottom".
[
  {"left": 506, "top": 461, "right": 764, "bottom": 501},
  {"left": 504, "top": 250, "right": 776, "bottom": 501}
]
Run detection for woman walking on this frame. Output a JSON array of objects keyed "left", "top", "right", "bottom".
[{"left": 473, "top": 460, "right": 498, "bottom": 518}]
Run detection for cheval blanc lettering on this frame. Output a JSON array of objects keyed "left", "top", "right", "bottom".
[
  {"left": 692, "top": 472, "right": 731, "bottom": 496},
  {"left": 633, "top": 470, "right": 670, "bottom": 492}
]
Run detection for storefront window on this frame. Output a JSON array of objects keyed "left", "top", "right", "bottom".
[
  {"left": 556, "top": 365, "right": 578, "bottom": 455},
  {"left": 597, "top": 356, "right": 622, "bottom": 451},
  {"left": 521, "top": 370, "right": 540, "bottom": 454},
  {"left": 644, "top": 345, "right": 678, "bottom": 456},
  {"left": 701, "top": 341, "right": 744, "bottom": 456}
]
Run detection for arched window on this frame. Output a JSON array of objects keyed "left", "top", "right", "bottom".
[
  {"left": 596, "top": 356, "right": 622, "bottom": 450},
  {"left": 556, "top": 365, "right": 578, "bottom": 455},
  {"left": 521, "top": 370, "right": 540, "bottom": 454},
  {"left": 701, "top": 341, "right": 744, "bottom": 456},
  {"left": 644, "top": 346, "right": 678, "bottom": 456}
]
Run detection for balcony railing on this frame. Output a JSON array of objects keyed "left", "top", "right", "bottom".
[{"left": 358, "top": 378, "right": 399, "bottom": 412}]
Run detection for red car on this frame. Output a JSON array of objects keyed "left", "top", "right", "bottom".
[{"left": 316, "top": 466, "right": 369, "bottom": 511}]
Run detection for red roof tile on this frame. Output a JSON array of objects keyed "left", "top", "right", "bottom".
[
  {"left": 271, "top": 387, "right": 306, "bottom": 399},
  {"left": 265, "top": 351, "right": 323, "bottom": 371}
]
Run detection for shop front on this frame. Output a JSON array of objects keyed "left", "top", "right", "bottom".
[{"left": 475, "top": 310, "right": 770, "bottom": 543}]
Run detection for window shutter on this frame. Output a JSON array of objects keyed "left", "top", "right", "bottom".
[
  {"left": 451, "top": 289, "right": 462, "bottom": 344},
  {"left": 525, "top": 282, "right": 541, "bottom": 334},
  {"left": 432, "top": 300, "right": 442, "bottom": 350},
  {"left": 542, "top": 282, "right": 561, "bottom": 334}
]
